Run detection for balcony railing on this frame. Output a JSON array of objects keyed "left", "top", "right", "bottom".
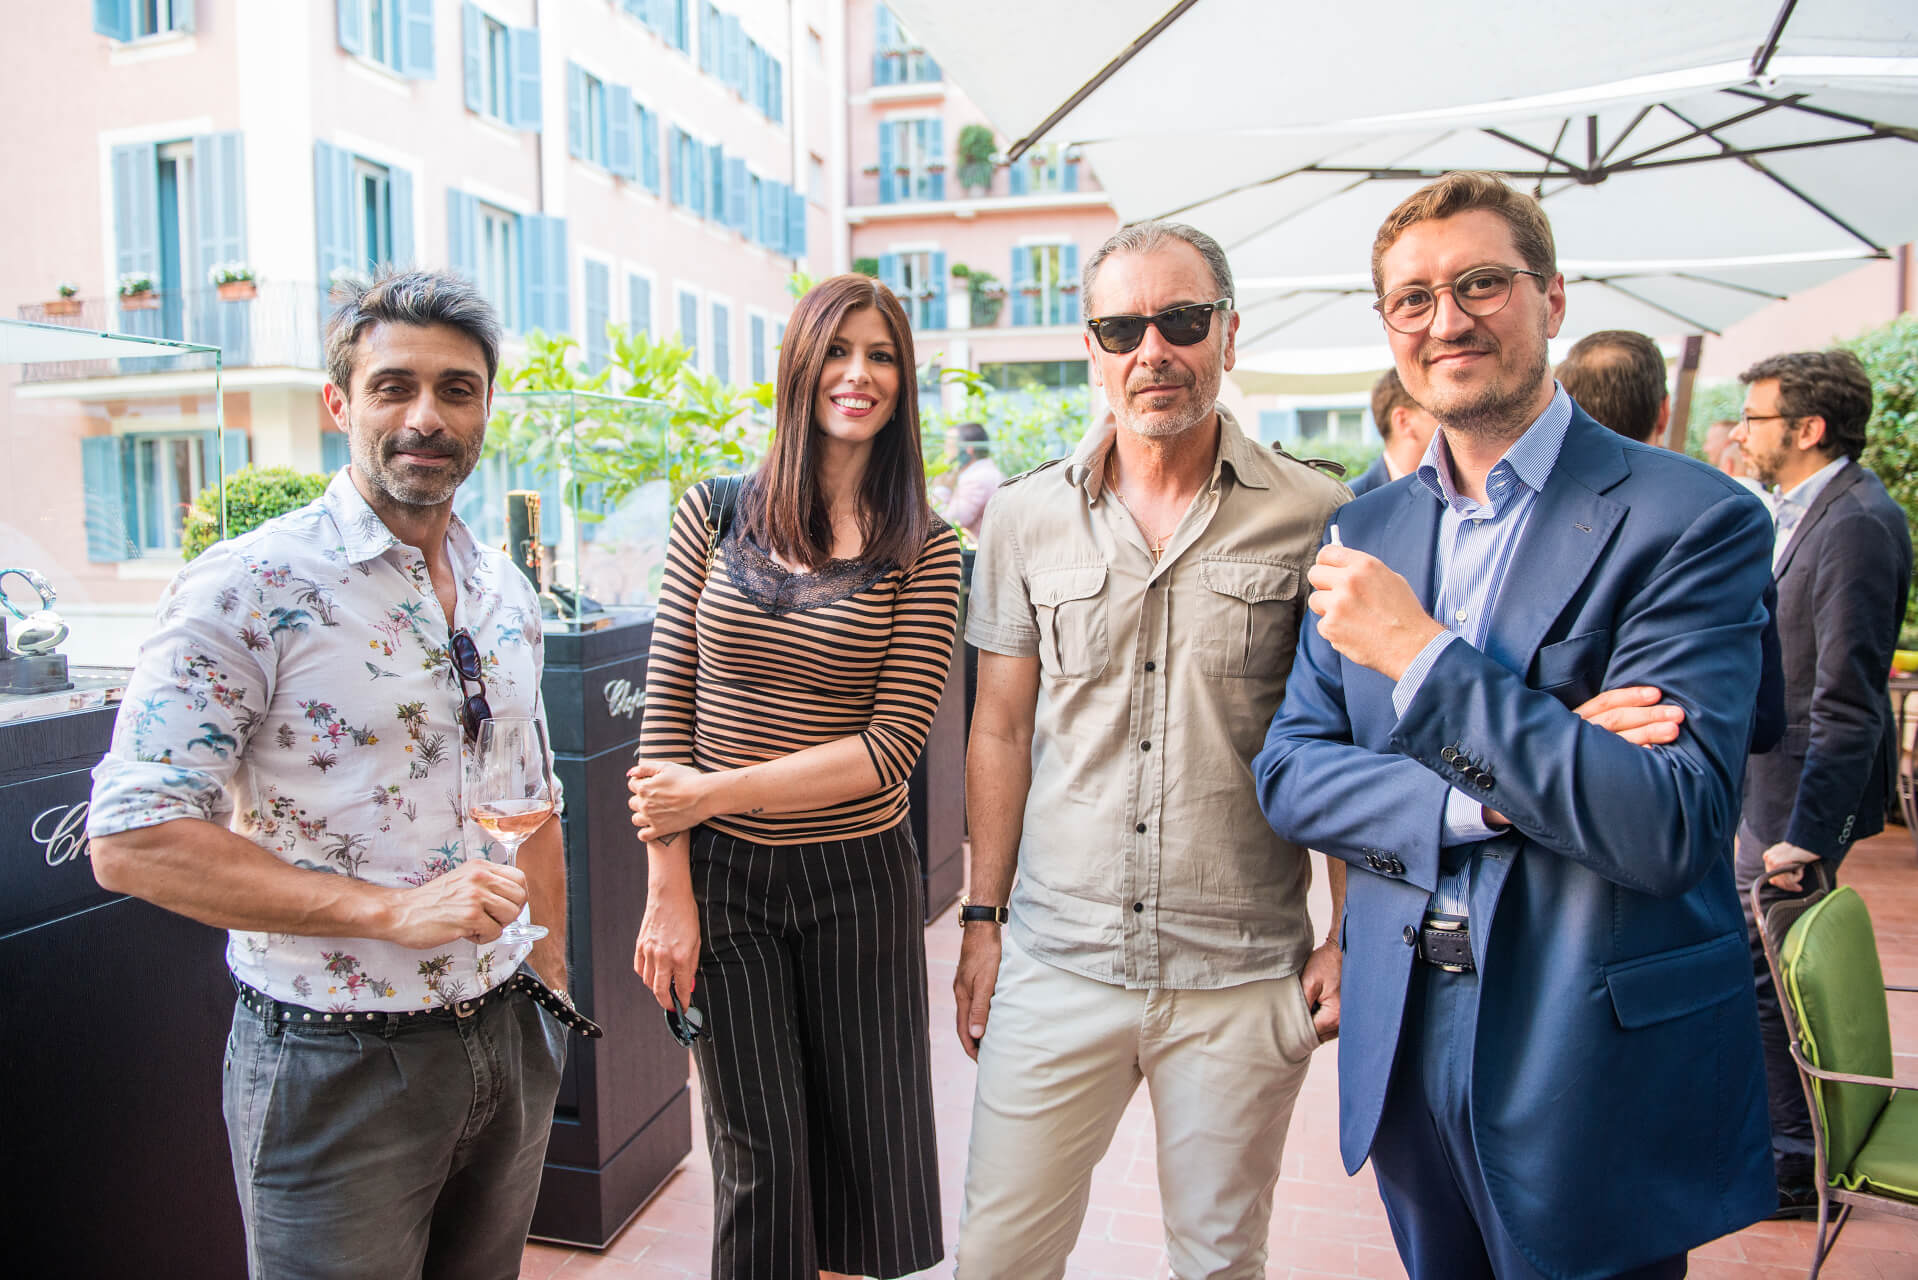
[{"left": 16, "top": 281, "right": 330, "bottom": 382}]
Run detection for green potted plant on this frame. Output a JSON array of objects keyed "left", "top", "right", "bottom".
[
  {"left": 951, "top": 263, "right": 1005, "bottom": 327},
  {"left": 181, "top": 464, "right": 331, "bottom": 561},
  {"left": 210, "top": 262, "right": 258, "bottom": 301},
  {"left": 45, "top": 282, "right": 82, "bottom": 317},
  {"left": 118, "top": 271, "right": 158, "bottom": 310},
  {"left": 955, "top": 124, "right": 996, "bottom": 195}
]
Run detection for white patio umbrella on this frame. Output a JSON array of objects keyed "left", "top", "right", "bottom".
[{"left": 884, "top": 0, "right": 1918, "bottom": 164}]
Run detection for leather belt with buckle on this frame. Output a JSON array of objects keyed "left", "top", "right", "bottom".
[
  {"left": 1417, "top": 915, "right": 1474, "bottom": 973},
  {"left": 236, "top": 971, "right": 603, "bottom": 1037}
]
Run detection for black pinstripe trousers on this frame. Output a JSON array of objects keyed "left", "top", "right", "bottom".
[{"left": 690, "top": 821, "right": 944, "bottom": 1280}]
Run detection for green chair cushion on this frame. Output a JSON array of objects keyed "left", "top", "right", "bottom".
[
  {"left": 1846, "top": 1090, "right": 1918, "bottom": 1202},
  {"left": 1780, "top": 886, "right": 1895, "bottom": 1180}
]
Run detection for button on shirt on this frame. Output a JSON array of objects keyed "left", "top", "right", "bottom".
[
  {"left": 1769, "top": 455, "right": 1849, "bottom": 570},
  {"left": 89, "top": 471, "right": 556, "bottom": 1011},
  {"left": 1392, "top": 386, "right": 1574, "bottom": 915},
  {"left": 965, "top": 404, "right": 1349, "bottom": 989}
]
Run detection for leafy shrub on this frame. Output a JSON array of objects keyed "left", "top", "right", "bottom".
[
  {"left": 182, "top": 464, "right": 331, "bottom": 561},
  {"left": 1843, "top": 314, "right": 1918, "bottom": 641}
]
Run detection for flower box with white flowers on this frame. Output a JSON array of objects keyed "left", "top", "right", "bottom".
[{"left": 211, "top": 263, "right": 258, "bottom": 301}]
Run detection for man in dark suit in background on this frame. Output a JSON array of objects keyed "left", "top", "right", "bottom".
[
  {"left": 1255, "top": 171, "right": 1776, "bottom": 1279},
  {"left": 1349, "top": 368, "right": 1441, "bottom": 496},
  {"left": 1556, "top": 329, "right": 1669, "bottom": 444},
  {"left": 1731, "top": 348, "right": 1912, "bottom": 1216}
]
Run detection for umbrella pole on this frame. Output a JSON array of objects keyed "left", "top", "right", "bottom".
[{"left": 1665, "top": 334, "right": 1703, "bottom": 453}]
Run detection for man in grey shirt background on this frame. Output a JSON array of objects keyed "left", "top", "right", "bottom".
[{"left": 952, "top": 221, "right": 1349, "bottom": 1278}]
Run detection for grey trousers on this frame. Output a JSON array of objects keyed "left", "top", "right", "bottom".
[{"left": 221, "top": 984, "right": 566, "bottom": 1280}]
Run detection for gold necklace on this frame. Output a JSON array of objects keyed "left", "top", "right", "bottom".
[{"left": 1105, "top": 460, "right": 1174, "bottom": 558}]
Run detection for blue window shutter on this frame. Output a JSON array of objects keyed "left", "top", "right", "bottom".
[
  {"left": 387, "top": 163, "right": 415, "bottom": 266},
  {"left": 191, "top": 132, "right": 250, "bottom": 365},
  {"left": 111, "top": 142, "right": 161, "bottom": 338},
  {"left": 510, "top": 25, "right": 542, "bottom": 132},
  {"left": 929, "top": 251, "right": 947, "bottom": 329},
  {"left": 689, "top": 139, "right": 706, "bottom": 218},
  {"left": 566, "top": 63, "right": 585, "bottom": 159},
  {"left": 726, "top": 156, "right": 747, "bottom": 233},
  {"left": 461, "top": 2, "right": 483, "bottom": 111},
  {"left": 877, "top": 121, "right": 897, "bottom": 205},
  {"left": 82, "top": 436, "right": 131, "bottom": 562},
  {"left": 606, "top": 83, "right": 636, "bottom": 179},
  {"left": 640, "top": 107, "right": 660, "bottom": 193},
  {"left": 445, "top": 188, "right": 478, "bottom": 278},
  {"left": 1063, "top": 157, "right": 1080, "bottom": 192},
  {"left": 321, "top": 431, "right": 351, "bottom": 473},
  {"left": 928, "top": 119, "right": 946, "bottom": 200},
  {"left": 584, "top": 260, "right": 611, "bottom": 371},
  {"left": 879, "top": 254, "right": 902, "bottom": 296},
  {"left": 873, "top": 5, "right": 896, "bottom": 85},
  {"left": 768, "top": 181, "right": 787, "bottom": 253},
  {"left": 712, "top": 303, "right": 730, "bottom": 382},
  {"left": 786, "top": 190, "right": 805, "bottom": 258},
  {"left": 679, "top": 292, "right": 699, "bottom": 363},
  {"left": 1060, "top": 244, "right": 1081, "bottom": 324},
  {"left": 1009, "top": 157, "right": 1028, "bottom": 196},
  {"left": 706, "top": 142, "right": 722, "bottom": 221},
  {"left": 750, "top": 314, "right": 766, "bottom": 383},
  {"left": 337, "top": 0, "right": 365, "bottom": 55},
  {"left": 630, "top": 276, "right": 653, "bottom": 336},
  {"left": 668, "top": 127, "right": 683, "bottom": 205},
  {"left": 400, "top": 0, "right": 435, "bottom": 77},
  {"left": 1011, "top": 247, "right": 1032, "bottom": 326},
  {"left": 697, "top": 3, "right": 713, "bottom": 75},
  {"left": 769, "top": 58, "right": 783, "bottom": 124},
  {"left": 220, "top": 429, "right": 251, "bottom": 486},
  {"left": 313, "top": 141, "right": 355, "bottom": 288},
  {"left": 519, "top": 214, "right": 568, "bottom": 334},
  {"left": 93, "top": 0, "right": 133, "bottom": 41}
]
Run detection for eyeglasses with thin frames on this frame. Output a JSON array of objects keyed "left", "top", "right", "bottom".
[
  {"left": 448, "top": 628, "right": 493, "bottom": 742},
  {"left": 1085, "top": 298, "right": 1233, "bottom": 354},
  {"left": 1373, "top": 265, "right": 1546, "bottom": 334},
  {"left": 1738, "top": 413, "right": 1794, "bottom": 429}
]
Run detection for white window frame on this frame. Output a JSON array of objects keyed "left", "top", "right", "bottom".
[
  {"left": 745, "top": 307, "right": 771, "bottom": 385},
  {"left": 581, "top": 69, "right": 608, "bottom": 167},
  {"left": 127, "top": 431, "right": 209, "bottom": 555},
  {"left": 1016, "top": 238, "right": 1072, "bottom": 327},
  {"left": 624, "top": 265, "right": 658, "bottom": 337},
  {"left": 888, "top": 112, "right": 940, "bottom": 203},
  {"left": 353, "top": 157, "right": 394, "bottom": 272},
  {"left": 708, "top": 292, "right": 734, "bottom": 384},
  {"left": 135, "top": 0, "right": 180, "bottom": 38},
  {"left": 476, "top": 201, "right": 520, "bottom": 331}
]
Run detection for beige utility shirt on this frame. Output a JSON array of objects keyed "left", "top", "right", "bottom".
[{"left": 967, "top": 404, "right": 1350, "bottom": 989}]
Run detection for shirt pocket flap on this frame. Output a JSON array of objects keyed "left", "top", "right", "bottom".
[
  {"left": 1603, "top": 932, "right": 1748, "bottom": 1030},
  {"left": 1198, "top": 558, "right": 1299, "bottom": 604},
  {"left": 1030, "top": 564, "right": 1108, "bottom": 608}
]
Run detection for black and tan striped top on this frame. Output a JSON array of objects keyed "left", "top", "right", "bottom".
[{"left": 639, "top": 479, "right": 963, "bottom": 844}]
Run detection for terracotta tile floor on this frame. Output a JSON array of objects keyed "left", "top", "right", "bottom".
[{"left": 524, "top": 828, "right": 1918, "bottom": 1279}]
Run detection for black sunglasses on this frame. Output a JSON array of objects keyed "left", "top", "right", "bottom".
[
  {"left": 1086, "top": 298, "right": 1232, "bottom": 354},
  {"left": 448, "top": 628, "right": 493, "bottom": 741},
  {"left": 665, "top": 980, "right": 707, "bottom": 1047}
]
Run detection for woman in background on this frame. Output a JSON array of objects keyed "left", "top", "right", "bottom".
[{"left": 628, "top": 273, "right": 960, "bottom": 1280}]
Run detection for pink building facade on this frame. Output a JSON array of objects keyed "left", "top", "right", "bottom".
[
  {"left": 844, "top": 0, "right": 1118, "bottom": 413},
  {"left": 4, "top": 0, "right": 842, "bottom": 663}
]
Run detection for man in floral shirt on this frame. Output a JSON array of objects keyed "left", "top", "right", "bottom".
[{"left": 90, "top": 270, "right": 569, "bottom": 1279}]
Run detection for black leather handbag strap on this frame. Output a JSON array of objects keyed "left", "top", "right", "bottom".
[{"left": 703, "top": 476, "right": 745, "bottom": 570}]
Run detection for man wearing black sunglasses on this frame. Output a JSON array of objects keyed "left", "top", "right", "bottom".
[
  {"left": 90, "top": 270, "right": 574, "bottom": 1280},
  {"left": 957, "top": 222, "right": 1350, "bottom": 1276}
]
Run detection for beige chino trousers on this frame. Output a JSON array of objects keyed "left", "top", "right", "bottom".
[{"left": 955, "top": 929, "right": 1319, "bottom": 1280}]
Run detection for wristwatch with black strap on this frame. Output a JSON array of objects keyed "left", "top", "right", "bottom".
[{"left": 958, "top": 895, "right": 1008, "bottom": 927}]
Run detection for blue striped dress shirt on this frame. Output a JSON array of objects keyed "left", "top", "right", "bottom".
[{"left": 1389, "top": 385, "right": 1574, "bottom": 915}]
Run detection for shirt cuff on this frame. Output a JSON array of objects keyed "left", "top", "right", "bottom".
[
  {"left": 1392, "top": 631, "right": 1458, "bottom": 719},
  {"left": 1441, "top": 787, "right": 1500, "bottom": 846}
]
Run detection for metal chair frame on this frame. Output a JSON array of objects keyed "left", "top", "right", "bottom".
[{"left": 1750, "top": 879, "right": 1918, "bottom": 1278}]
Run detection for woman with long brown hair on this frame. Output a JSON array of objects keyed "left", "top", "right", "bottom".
[{"left": 628, "top": 274, "right": 960, "bottom": 1279}]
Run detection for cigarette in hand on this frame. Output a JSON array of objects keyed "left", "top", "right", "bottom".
[{"left": 1328, "top": 524, "right": 1343, "bottom": 547}]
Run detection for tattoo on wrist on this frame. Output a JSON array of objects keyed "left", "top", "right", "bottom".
[
  {"left": 660, "top": 833, "right": 677, "bottom": 847},
  {"left": 748, "top": 806, "right": 764, "bottom": 815}
]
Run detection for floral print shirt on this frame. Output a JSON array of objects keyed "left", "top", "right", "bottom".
[{"left": 89, "top": 470, "right": 558, "bottom": 1010}]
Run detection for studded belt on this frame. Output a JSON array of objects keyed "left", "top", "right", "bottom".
[{"left": 235, "top": 971, "right": 603, "bottom": 1038}]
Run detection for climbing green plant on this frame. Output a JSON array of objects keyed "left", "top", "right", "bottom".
[{"left": 1843, "top": 314, "right": 1918, "bottom": 641}]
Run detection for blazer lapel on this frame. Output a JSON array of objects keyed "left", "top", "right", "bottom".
[
  {"left": 1480, "top": 415, "right": 1628, "bottom": 678},
  {"left": 1774, "top": 461, "right": 1861, "bottom": 580},
  {"left": 1379, "top": 482, "right": 1442, "bottom": 610}
]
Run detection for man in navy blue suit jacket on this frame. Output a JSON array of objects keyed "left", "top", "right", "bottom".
[{"left": 1253, "top": 173, "right": 1775, "bottom": 1279}]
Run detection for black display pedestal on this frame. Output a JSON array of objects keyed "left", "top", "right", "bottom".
[
  {"left": 2, "top": 704, "right": 246, "bottom": 1279},
  {"left": 531, "top": 614, "right": 694, "bottom": 1246}
]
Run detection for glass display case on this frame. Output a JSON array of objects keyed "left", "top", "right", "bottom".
[{"left": 459, "top": 388, "right": 674, "bottom": 629}]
